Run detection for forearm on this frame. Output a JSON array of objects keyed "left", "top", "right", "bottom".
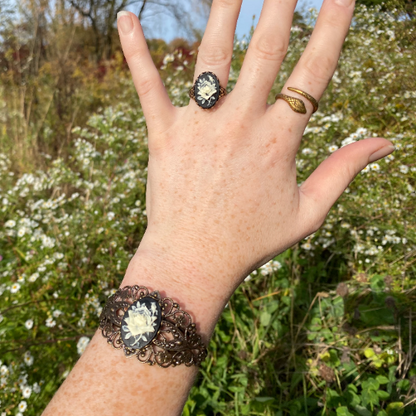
[{"left": 42, "top": 247, "right": 232, "bottom": 416}]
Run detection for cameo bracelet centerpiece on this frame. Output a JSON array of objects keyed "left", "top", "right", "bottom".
[{"left": 99, "top": 285, "right": 208, "bottom": 367}]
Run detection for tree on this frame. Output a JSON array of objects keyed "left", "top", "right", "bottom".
[
  {"left": 66, "top": 0, "right": 202, "bottom": 61},
  {"left": 355, "top": 0, "right": 415, "bottom": 18}
]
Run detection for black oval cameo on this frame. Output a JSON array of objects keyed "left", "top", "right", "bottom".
[
  {"left": 120, "top": 297, "right": 162, "bottom": 350},
  {"left": 193, "top": 72, "right": 220, "bottom": 109}
]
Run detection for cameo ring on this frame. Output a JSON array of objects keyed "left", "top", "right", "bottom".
[
  {"left": 189, "top": 71, "right": 227, "bottom": 109},
  {"left": 99, "top": 285, "right": 207, "bottom": 367}
]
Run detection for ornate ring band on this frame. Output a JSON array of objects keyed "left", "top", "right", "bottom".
[
  {"left": 99, "top": 285, "right": 208, "bottom": 367},
  {"left": 189, "top": 71, "right": 227, "bottom": 109}
]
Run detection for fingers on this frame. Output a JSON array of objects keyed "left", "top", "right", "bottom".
[
  {"left": 234, "top": 0, "right": 297, "bottom": 110},
  {"left": 117, "top": 11, "right": 175, "bottom": 132},
  {"left": 194, "top": 0, "right": 243, "bottom": 88},
  {"left": 274, "top": 0, "right": 355, "bottom": 120},
  {"left": 297, "top": 138, "right": 394, "bottom": 235}
]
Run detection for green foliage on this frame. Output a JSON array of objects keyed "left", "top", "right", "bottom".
[
  {"left": 0, "top": 4, "right": 416, "bottom": 416},
  {"left": 355, "top": 0, "right": 415, "bottom": 18}
]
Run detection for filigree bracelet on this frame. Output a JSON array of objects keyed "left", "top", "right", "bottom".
[{"left": 99, "top": 285, "right": 208, "bottom": 367}]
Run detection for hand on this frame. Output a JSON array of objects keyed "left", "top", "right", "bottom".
[{"left": 117, "top": 0, "right": 394, "bottom": 313}]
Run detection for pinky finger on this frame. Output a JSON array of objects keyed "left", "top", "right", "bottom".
[{"left": 117, "top": 11, "right": 175, "bottom": 132}]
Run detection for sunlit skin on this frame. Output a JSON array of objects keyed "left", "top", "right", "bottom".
[{"left": 42, "top": 0, "right": 394, "bottom": 415}]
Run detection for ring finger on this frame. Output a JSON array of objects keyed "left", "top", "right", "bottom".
[
  {"left": 193, "top": 0, "right": 243, "bottom": 89},
  {"left": 271, "top": 0, "right": 355, "bottom": 125}
]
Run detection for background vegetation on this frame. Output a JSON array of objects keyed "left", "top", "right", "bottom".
[{"left": 0, "top": 1, "right": 415, "bottom": 415}]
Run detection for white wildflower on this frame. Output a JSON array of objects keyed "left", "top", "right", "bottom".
[
  {"left": 23, "top": 352, "right": 33, "bottom": 366},
  {"left": 22, "top": 386, "right": 32, "bottom": 398},
  {"left": 399, "top": 165, "right": 409, "bottom": 174},
  {"left": 10, "top": 283, "right": 21, "bottom": 293},
  {"left": 45, "top": 317, "right": 56, "bottom": 327},
  {"left": 24, "top": 319, "right": 34, "bottom": 330},
  {"left": 328, "top": 145, "right": 339, "bottom": 152},
  {"left": 28, "top": 273, "right": 39, "bottom": 282},
  {"left": 18, "top": 401, "right": 27, "bottom": 412},
  {"left": 301, "top": 242, "right": 313, "bottom": 250},
  {"left": 77, "top": 336, "right": 90, "bottom": 355}
]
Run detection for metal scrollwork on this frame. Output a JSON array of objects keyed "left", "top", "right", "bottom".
[{"left": 99, "top": 285, "right": 208, "bottom": 367}]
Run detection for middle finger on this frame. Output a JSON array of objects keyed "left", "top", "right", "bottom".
[
  {"left": 234, "top": 0, "right": 297, "bottom": 110},
  {"left": 193, "top": 0, "right": 243, "bottom": 89}
]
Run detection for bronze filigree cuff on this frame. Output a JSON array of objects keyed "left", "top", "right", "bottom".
[{"left": 99, "top": 285, "right": 208, "bottom": 367}]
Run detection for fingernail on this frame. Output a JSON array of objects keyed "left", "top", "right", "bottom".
[
  {"left": 334, "top": 0, "right": 354, "bottom": 6},
  {"left": 368, "top": 145, "right": 395, "bottom": 163},
  {"left": 117, "top": 11, "right": 134, "bottom": 35}
]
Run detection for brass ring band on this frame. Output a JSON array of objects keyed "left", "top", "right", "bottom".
[
  {"left": 275, "top": 93, "right": 307, "bottom": 114},
  {"left": 275, "top": 87, "right": 319, "bottom": 115},
  {"left": 288, "top": 87, "right": 319, "bottom": 113},
  {"left": 99, "top": 285, "right": 207, "bottom": 367}
]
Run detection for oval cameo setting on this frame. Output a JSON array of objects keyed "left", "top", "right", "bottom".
[
  {"left": 120, "top": 297, "right": 162, "bottom": 350},
  {"left": 193, "top": 72, "right": 220, "bottom": 109}
]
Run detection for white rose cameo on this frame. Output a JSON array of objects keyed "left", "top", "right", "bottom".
[
  {"left": 194, "top": 72, "right": 220, "bottom": 109},
  {"left": 121, "top": 298, "right": 161, "bottom": 349}
]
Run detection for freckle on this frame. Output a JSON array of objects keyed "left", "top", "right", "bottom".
[
  {"left": 195, "top": 121, "right": 199, "bottom": 125},
  {"left": 288, "top": 128, "right": 292, "bottom": 133}
]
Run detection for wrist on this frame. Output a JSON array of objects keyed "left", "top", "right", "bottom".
[{"left": 120, "top": 241, "right": 234, "bottom": 338}]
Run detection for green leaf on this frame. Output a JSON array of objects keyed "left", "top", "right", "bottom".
[
  {"left": 362, "top": 378, "right": 380, "bottom": 391},
  {"left": 386, "top": 402, "right": 404, "bottom": 416},
  {"left": 337, "top": 407, "right": 354, "bottom": 416},
  {"left": 376, "top": 375, "right": 389, "bottom": 385},
  {"left": 254, "top": 397, "right": 275, "bottom": 403},
  {"left": 396, "top": 379, "right": 409, "bottom": 390},
  {"left": 361, "top": 389, "right": 379, "bottom": 407},
  {"left": 260, "top": 311, "right": 271, "bottom": 327},
  {"left": 386, "top": 402, "right": 404, "bottom": 412},
  {"left": 353, "top": 405, "right": 372, "bottom": 416},
  {"left": 364, "top": 348, "right": 375, "bottom": 358},
  {"left": 377, "top": 390, "right": 390, "bottom": 400}
]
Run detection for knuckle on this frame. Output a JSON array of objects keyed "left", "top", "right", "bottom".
[
  {"left": 214, "top": 0, "right": 235, "bottom": 8},
  {"left": 323, "top": 10, "right": 344, "bottom": 30},
  {"left": 136, "top": 76, "right": 158, "bottom": 98},
  {"left": 303, "top": 53, "right": 335, "bottom": 84},
  {"left": 252, "top": 33, "right": 287, "bottom": 62},
  {"left": 199, "top": 44, "right": 231, "bottom": 67}
]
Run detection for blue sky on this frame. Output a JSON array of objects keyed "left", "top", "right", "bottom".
[
  {"left": 235, "top": 0, "right": 323, "bottom": 39},
  {"left": 141, "top": 0, "right": 324, "bottom": 41}
]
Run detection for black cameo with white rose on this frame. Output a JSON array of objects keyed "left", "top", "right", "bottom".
[
  {"left": 121, "top": 297, "right": 162, "bottom": 349},
  {"left": 193, "top": 72, "right": 220, "bottom": 109}
]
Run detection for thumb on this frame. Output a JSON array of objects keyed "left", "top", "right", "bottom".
[{"left": 298, "top": 138, "right": 394, "bottom": 232}]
